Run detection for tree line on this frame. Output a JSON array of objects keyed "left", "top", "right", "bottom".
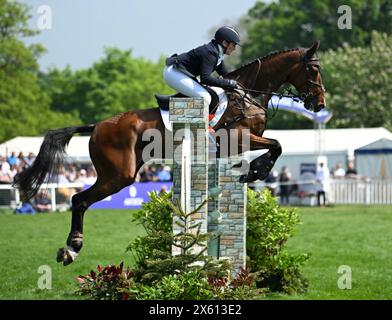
[{"left": 0, "top": 0, "right": 391, "bottom": 142}]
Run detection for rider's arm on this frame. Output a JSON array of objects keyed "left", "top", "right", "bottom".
[
  {"left": 199, "top": 53, "right": 231, "bottom": 88},
  {"left": 216, "top": 62, "right": 229, "bottom": 77}
]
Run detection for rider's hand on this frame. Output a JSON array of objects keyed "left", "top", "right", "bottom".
[{"left": 225, "top": 79, "right": 238, "bottom": 90}]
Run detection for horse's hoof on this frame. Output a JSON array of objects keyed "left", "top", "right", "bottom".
[
  {"left": 56, "top": 247, "right": 78, "bottom": 266},
  {"left": 239, "top": 175, "right": 247, "bottom": 183},
  {"left": 239, "top": 173, "right": 256, "bottom": 183},
  {"left": 56, "top": 248, "right": 64, "bottom": 263},
  {"left": 63, "top": 252, "right": 75, "bottom": 266}
]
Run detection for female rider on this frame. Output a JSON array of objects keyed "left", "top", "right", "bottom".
[{"left": 163, "top": 26, "right": 240, "bottom": 106}]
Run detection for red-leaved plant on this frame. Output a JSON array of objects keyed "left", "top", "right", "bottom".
[
  {"left": 208, "top": 276, "right": 228, "bottom": 288},
  {"left": 76, "top": 262, "right": 134, "bottom": 300},
  {"left": 231, "top": 267, "right": 255, "bottom": 288}
]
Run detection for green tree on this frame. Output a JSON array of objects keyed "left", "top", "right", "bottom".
[
  {"left": 321, "top": 31, "right": 392, "bottom": 130},
  {"left": 0, "top": 0, "right": 80, "bottom": 142},
  {"left": 40, "top": 48, "right": 173, "bottom": 124},
  {"left": 241, "top": 0, "right": 392, "bottom": 63}
]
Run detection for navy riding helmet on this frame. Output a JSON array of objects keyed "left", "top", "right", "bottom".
[{"left": 214, "top": 26, "right": 241, "bottom": 46}]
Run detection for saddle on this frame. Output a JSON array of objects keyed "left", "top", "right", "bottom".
[{"left": 155, "top": 86, "right": 220, "bottom": 114}]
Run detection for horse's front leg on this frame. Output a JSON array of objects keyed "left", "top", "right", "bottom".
[{"left": 238, "top": 134, "right": 282, "bottom": 183}]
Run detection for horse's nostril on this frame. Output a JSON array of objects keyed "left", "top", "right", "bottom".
[{"left": 317, "top": 104, "right": 325, "bottom": 110}]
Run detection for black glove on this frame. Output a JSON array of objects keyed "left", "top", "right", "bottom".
[{"left": 225, "top": 79, "right": 238, "bottom": 91}]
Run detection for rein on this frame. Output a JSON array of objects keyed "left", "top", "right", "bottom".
[{"left": 231, "top": 86, "right": 302, "bottom": 120}]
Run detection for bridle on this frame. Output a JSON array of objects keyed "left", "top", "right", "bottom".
[{"left": 297, "top": 55, "right": 326, "bottom": 93}]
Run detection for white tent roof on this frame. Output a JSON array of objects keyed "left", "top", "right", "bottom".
[
  {"left": 263, "top": 127, "right": 392, "bottom": 156},
  {"left": 354, "top": 138, "right": 392, "bottom": 151},
  {"left": 1, "top": 127, "right": 392, "bottom": 162},
  {"left": 0, "top": 136, "right": 91, "bottom": 162}
]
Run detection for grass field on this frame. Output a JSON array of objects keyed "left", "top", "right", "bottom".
[{"left": 0, "top": 205, "right": 391, "bottom": 300}]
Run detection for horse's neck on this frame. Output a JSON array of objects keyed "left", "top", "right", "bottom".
[{"left": 241, "top": 51, "right": 300, "bottom": 94}]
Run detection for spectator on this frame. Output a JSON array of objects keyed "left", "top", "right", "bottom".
[
  {"left": 0, "top": 157, "right": 13, "bottom": 184},
  {"left": 316, "top": 162, "right": 330, "bottom": 206},
  {"left": 10, "top": 164, "right": 18, "bottom": 179},
  {"left": 15, "top": 201, "right": 36, "bottom": 215},
  {"left": 17, "top": 152, "right": 25, "bottom": 164},
  {"left": 150, "top": 166, "right": 159, "bottom": 182},
  {"left": 74, "top": 169, "right": 88, "bottom": 183},
  {"left": 83, "top": 166, "right": 97, "bottom": 185},
  {"left": 159, "top": 185, "right": 169, "bottom": 194},
  {"left": 279, "top": 166, "right": 292, "bottom": 205},
  {"left": 25, "top": 152, "right": 36, "bottom": 166},
  {"left": 265, "top": 170, "right": 278, "bottom": 196},
  {"left": 50, "top": 166, "right": 72, "bottom": 205},
  {"left": 66, "top": 164, "right": 78, "bottom": 182},
  {"left": 50, "top": 166, "right": 70, "bottom": 184},
  {"left": 139, "top": 165, "right": 155, "bottom": 182},
  {"left": 17, "top": 158, "right": 29, "bottom": 172},
  {"left": 333, "top": 163, "right": 345, "bottom": 179},
  {"left": 7, "top": 151, "right": 19, "bottom": 166},
  {"left": 32, "top": 191, "right": 52, "bottom": 213},
  {"left": 157, "top": 165, "right": 172, "bottom": 182},
  {"left": 345, "top": 161, "right": 358, "bottom": 178}
]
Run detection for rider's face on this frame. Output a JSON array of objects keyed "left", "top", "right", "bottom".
[{"left": 223, "top": 41, "right": 237, "bottom": 55}]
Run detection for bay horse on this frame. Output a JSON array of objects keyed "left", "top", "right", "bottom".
[{"left": 13, "top": 41, "right": 326, "bottom": 266}]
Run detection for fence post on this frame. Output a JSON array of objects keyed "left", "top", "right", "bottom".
[
  {"left": 169, "top": 97, "right": 246, "bottom": 274},
  {"left": 365, "top": 179, "right": 370, "bottom": 205},
  {"left": 170, "top": 97, "right": 208, "bottom": 256}
]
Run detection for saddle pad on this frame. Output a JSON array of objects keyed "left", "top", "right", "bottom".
[{"left": 160, "top": 87, "right": 228, "bottom": 132}]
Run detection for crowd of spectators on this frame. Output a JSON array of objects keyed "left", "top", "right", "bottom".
[
  {"left": 0, "top": 151, "right": 100, "bottom": 186},
  {"left": 332, "top": 161, "right": 358, "bottom": 179},
  {"left": 0, "top": 151, "right": 36, "bottom": 184},
  {"left": 1, "top": 150, "right": 173, "bottom": 185},
  {"left": 136, "top": 164, "right": 172, "bottom": 182},
  {"left": 262, "top": 161, "right": 360, "bottom": 206},
  {"left": 1, "top": 150, "right": 173, "bottom": 214}
]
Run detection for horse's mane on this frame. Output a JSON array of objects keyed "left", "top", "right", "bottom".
[{"left": 228, "top": 47, "right": 303, "bottom": 76}]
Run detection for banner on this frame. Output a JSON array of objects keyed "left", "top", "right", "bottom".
[{"left": 88, "top": 182, "right": 173, "bottom": 209}]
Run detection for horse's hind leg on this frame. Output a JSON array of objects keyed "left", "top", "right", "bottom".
[
  {"left": 56, "top": 178, "right": 130, "bottom": 265},
  {"left": 56, "top": 119, "right": 144, "bottom": 266}
]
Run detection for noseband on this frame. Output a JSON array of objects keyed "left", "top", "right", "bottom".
[{"left": 295, "top": 53, "right": 326, "bottom": 110}]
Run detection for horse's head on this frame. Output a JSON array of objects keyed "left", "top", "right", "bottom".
[{"left": 289, "top": 41, "right": 326, "bottom": 112}]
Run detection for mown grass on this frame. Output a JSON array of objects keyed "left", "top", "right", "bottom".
[
  {"left": 0, "top": 209, "right": 143, "bottom": 300},
  {"left": 0, "top": 205, "right": 391, "bottom": 300},
  {"left": 270, "top": 205, "right": 392, "bottom": 300}
]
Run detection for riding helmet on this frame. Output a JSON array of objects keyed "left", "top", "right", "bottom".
[{"left": 214, "top": 26, "right": 241, "bottom": 45}]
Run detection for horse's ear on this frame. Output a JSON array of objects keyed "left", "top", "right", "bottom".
[{"left": 305, "top": 40, "right": 320, "bottom": 60}]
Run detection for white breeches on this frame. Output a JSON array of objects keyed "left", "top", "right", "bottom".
[{"left": 163, "top": 65, "right": 211, "bottom": 106}]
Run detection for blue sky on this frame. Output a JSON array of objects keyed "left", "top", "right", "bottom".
[{"left": 22, "top": 0, "right": 259, "bottom": 70}]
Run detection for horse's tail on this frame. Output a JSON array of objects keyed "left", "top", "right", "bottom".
[{"left": 13, "top": 124, "right": 96, "bottom": 200}]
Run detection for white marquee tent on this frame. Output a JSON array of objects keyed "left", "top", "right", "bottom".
[
  {"left": 249, "top": 127, "right": 392, "bottom": 179},
  {"left": 1, "top": 127, "right": 392, "bottom": 179},
  {"left": 0, "top": 136, "right": 92, "bottom": 163}
]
